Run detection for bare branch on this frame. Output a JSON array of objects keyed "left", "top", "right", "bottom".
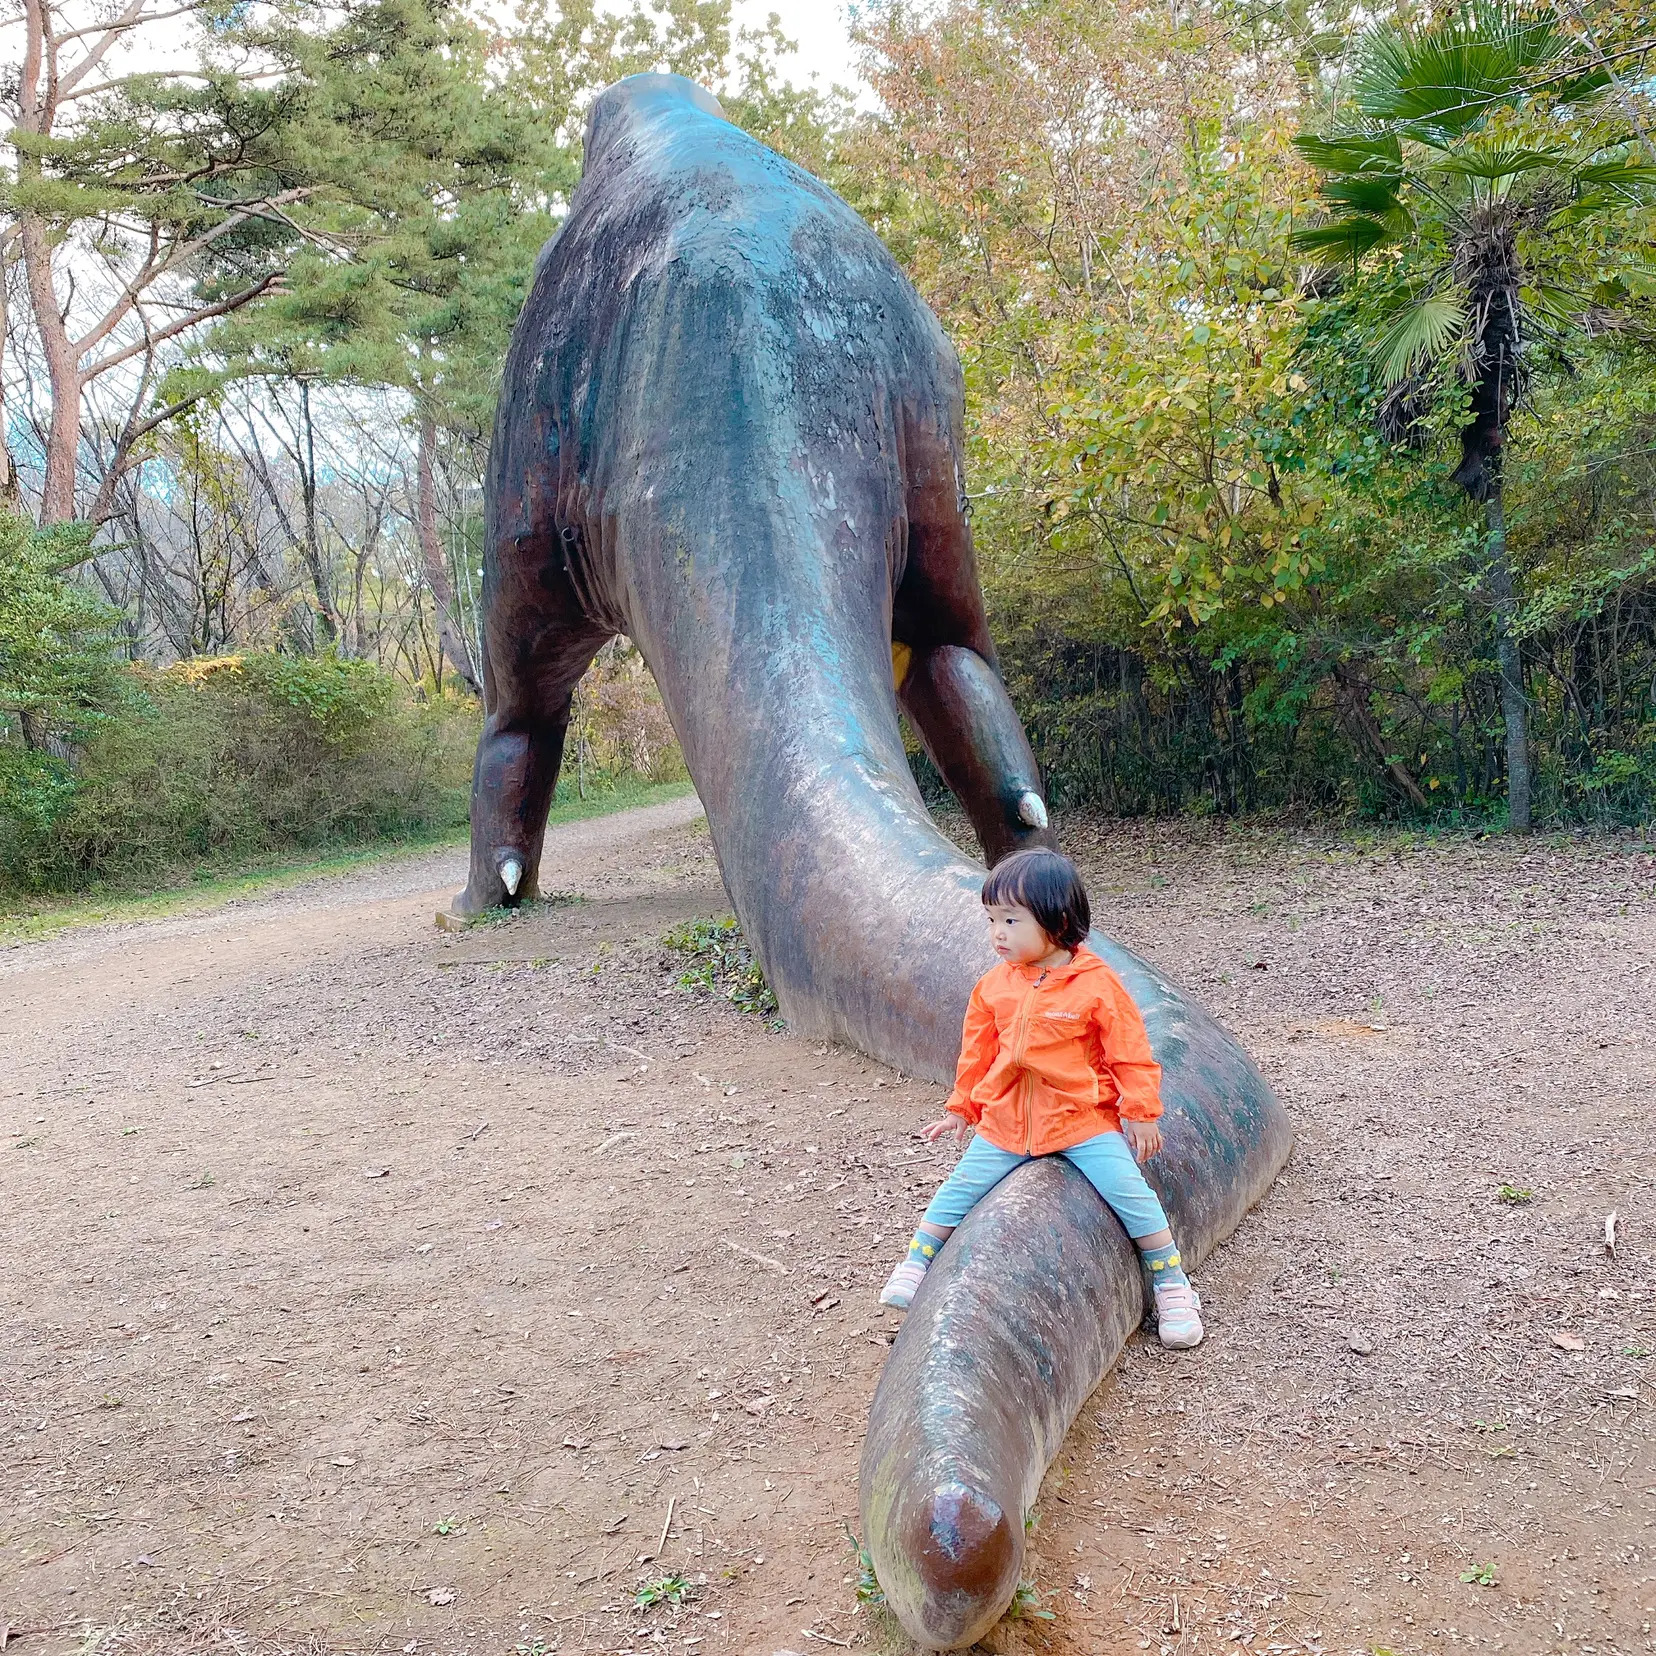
[
  {"left": 55, "top": 1, "right": 207, "bottom": 46},
  {"left": 88, "top": 388, "right": 204, "bottom": 522},
  {"left": 80, "top": 270, "right": 279, "bottom": 383},
  {"left": 56, "top": 0, "right": 166, "bottom": 103},
  {"left": 74, "top": 187, "right": 311, "bottom": 364},
  {"left": 72, "top": 219, "right": 162, "bottom": 360},
  {"left": 57, "top": 65, "right": 288, "bottom": 103}
]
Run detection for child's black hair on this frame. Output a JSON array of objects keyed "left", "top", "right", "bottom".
[{"left": 980, "top": 846, "right": 1091, "bottom": 950}]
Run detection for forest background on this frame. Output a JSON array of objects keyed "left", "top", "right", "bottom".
[{"left": 3, "top": 0, "right": 1654, "bottom": 898}]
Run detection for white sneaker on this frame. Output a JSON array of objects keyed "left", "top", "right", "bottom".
[
  {"left": 1154, "top": 1281, "right": 1204, "bottom": 1349},
  {"left": 879, "top": 1260, "right": 927, "bottom": 1310}
]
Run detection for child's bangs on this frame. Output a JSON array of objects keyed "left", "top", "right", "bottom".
[{"left": 981, "top": 857, "right": 1036, "bottom": 911}]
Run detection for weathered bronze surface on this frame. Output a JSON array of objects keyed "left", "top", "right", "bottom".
[
  {"left": 452, "top": 73, "right": 1054, "bottom": 1076},
  {"left": 460, "top": 73, "right": 1291, "bottom": 1650}
]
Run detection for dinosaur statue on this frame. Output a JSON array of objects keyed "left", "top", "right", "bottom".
[{"left": 455, "top": 73, "right": 1291, "bottom": 1650}]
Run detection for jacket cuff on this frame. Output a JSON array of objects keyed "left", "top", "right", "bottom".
[
  {"left": 1118, "top": 1100, "right": 1164, "bottom": 1124},
  {"left": 946, "top": 1093, "right": 981, "bottom": 1124}
]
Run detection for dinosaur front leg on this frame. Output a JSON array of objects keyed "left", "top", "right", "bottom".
[{"left": 453, "top": 561, "right": 611, "bottom": 916}]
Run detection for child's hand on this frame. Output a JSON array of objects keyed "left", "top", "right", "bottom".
[
  {"left": 921, "top": 1115, "right": 972, "bottom": 1148},
  {"left": 1121, "top": 1118, "right": 1163, "bottom": 1162}
]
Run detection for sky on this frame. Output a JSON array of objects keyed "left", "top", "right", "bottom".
[{"left": 731, "top": 0, "right": 866, "bottom": 95}]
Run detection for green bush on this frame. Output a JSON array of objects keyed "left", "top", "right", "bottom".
[
  {"left": 0, "top": 510, "right": 117, "bottom": 745},
  {"left": 0, "top": 652, "right": 479, "bottom": 895}
]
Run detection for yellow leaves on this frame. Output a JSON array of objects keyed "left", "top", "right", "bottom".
[{"left": 163, "top": 656, "right": 246, "bottom": 688}]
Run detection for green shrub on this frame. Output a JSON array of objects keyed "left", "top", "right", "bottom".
[
  {"left": 0, "top": 651, "right": 479, "bottom": 895},
  {"left": 0, "top": 510, "right": 117, "bottom": 748}
]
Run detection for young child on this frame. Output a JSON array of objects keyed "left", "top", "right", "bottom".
[{"left": 878, "top": 846, "right": 1203, "bottom": 1349}]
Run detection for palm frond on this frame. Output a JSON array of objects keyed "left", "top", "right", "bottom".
[
  {"left": 1353, "top": 2, "right": 1569, "bottom": 140},
  {"left": 1552, "top": 67, "right": 1611, "bottom": 106},
  {"left": 1433, "top": 145, "right": 1563, "bottom": 181},
  {"left": 1293, "top": 132, "right": 1404, "bottom": 175},
  {"left": 1518, "top": 280, "right": 1588, "bottom": 339},
  {"left": 1322, "top": 173, "right": 1406, "bottom": 215},
  {"left": 1288, "top": 218, "right": 1394, "bottom": 263},
  {"left": 1576, "top": 158, "right": 1656, "bottom": 193},
  {"left": 1373, "top": 289, "right": 1469, "bottom": 386}
]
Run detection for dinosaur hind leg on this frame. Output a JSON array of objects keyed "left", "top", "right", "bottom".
[
  {"left": 899, "top": 644, "right": 1054, "bottom": 867},
  {"left": 894, "top": 416, "right": 1054, "bottom": 868}
]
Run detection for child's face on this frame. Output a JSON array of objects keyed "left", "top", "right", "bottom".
[{"left": 984, "top": 901, "right": 1058, "bottom": 965}]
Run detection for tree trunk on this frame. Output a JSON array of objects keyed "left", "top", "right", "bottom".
[
  {"left": 416, "top": 410, "right": 481, "bottom": 695},
  {"left": 0, "top": 237, "right": 18, "bottom": 509},
  {"left": 19, "top": 214, "right": 82, "bottom": 524},
  {"left": 296, "top": 381, "right": 340, "bottom": 645},
  {"left": 14, "top": 0, "right": 79, "bottom": 523},
  {"left": 1484, "top": 485, "right": 1532, "bottom": 832},
  {"left": 1330, "top": 661, "right": 1430, "bottom": 810}
]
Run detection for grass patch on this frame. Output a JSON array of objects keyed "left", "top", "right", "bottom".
[
  {"left": 633, "top": 1573, "right": 695, "bottom": 1610},
  {"left": 663, "top": 914, "right": 780, "bottom": 1019},
  {"left": 0, "top": 778, "right": 693, "bottom": 947}
]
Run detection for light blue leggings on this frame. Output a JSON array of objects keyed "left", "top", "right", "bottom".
[{"left": 922, "top": 1130, "right": 1170, "bottom": 1240}]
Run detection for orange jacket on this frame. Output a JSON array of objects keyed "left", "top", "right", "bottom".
[{"left": 945, "top": 946, "right": 1162, "bottom": 1155}]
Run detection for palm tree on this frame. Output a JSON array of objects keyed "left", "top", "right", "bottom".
[{"left": 1290, "top": 1, "right": 1654, "bottom": 830}]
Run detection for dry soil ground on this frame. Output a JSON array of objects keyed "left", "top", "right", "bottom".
[{"left": 2, "top": 798, "right": 1653, "bottom": 1656}]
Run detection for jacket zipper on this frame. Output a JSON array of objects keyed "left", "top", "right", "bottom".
[{"left": 1018, "top": 967, "right": 1049, "bottom": 1154}]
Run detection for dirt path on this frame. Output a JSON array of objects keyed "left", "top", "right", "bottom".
[{"left": 2, "top": 802, "right": 1653, "bottom": 1656}]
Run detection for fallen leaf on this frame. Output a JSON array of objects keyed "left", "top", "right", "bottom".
[
  {"left": 363, "top": 1167, "right": 390, "bottom": 1179},
  {"left": 330, "top": 1456, "right": 356, "bottom": 1468},
  {"left": 660, "top": 1438, "right": 689, "bottom": 1451},
  {"left": 1347, "top": 1334, "right": 1374, "bottom": 1356},
  {"left": 427, "top": 1587, "right": 456, "bottom": 1607},
  {"left": 1605, "top": 1210, "right": 1619, "bottom": 1258},
  {"left": 1551, "top": 1331, "right": 1585, "bottom": 1352},
  {"left": 743, "top": 1396, "right": 774, "bottom": 1416},
  {"left": 562, "top": 1436, "right": 590, "bottom": 1450}
]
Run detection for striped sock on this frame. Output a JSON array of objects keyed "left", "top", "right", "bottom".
[{"left": 1141, "top": 1240, "right": 1188, "bottom": 1288}]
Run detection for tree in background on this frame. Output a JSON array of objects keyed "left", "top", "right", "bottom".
[
  {"left": 846, "top": 0, "right": 1323, "bottom": 811},
  {"left": 1291, "top": 1, "right": 1656, "bottom": 829},
  {"left": 2, "top": 0, "right": 337, "bottom": 523}
]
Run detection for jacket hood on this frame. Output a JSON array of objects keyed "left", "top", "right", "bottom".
[{"left": 1005, "top": 944, "right": 1107, "bottom": 985}]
